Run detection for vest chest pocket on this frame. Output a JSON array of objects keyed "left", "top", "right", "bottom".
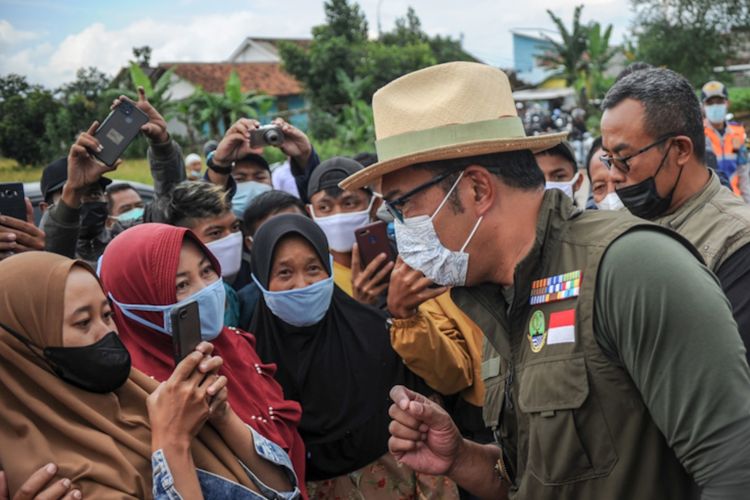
[
  {"left": 481, "top": 356, "right": 506, "bottom": 429},
  {"left": 518, "top": 355, "right": 617, "bottom": 486}
]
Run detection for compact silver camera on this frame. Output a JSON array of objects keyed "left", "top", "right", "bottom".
[{"left": 250, "top": 125, "right": 285, "bottom": 147}]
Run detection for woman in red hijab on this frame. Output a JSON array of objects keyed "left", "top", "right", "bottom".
[{"left": 99, "top": 223, "right": 307, "bottom": 494}]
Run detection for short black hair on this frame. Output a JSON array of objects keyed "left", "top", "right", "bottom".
[
  {"left": 601, "top": 67, "right": 705, "bottom": 162},
  {"left": 243, "top": 190, "right": 307, "bottom": 236},
  {"left": 166, "top": 181, "right": 231, "bottom": 229},
  {"left": 353, "top": 152, "right": 378, "bottom": 167},
  {"left": 615, "top": 61, "right": 653, "bottom": 82},
  {"left": 411, "top": 149, "right": 544, "bottom": 213},
  {"left": 584, "top": 136, "right": 603, "bottom": 182},
  {"left": 105, "top": 183, "right": 137, "bottom": 214}
]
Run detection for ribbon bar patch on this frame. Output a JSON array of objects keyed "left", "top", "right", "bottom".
[{"left": 530, "top": 270, "right": 581, "bottom": 305}]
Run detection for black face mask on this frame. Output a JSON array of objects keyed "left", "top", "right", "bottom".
[
  {"left": 0, "top": 323, "right": 131, "bottom": 394},
  {"left": 79, "top": 201, "right": 108, "bottom": 239},
  {"left": 615, "top": 142, "right": 681, "bottom": 220}
]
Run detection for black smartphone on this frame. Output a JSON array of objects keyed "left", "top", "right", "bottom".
[
  {"left": 0, "top": 183, "right": 27, "bottom": 221},
  {"left": 355, "top": 220, "right": 395, "bottom": 271},
  {"left": 93, "top": 100, "right": 149, "bottom": 167},
  {"left": 170, "top": 301, "right": 202, "bottom": 364}
]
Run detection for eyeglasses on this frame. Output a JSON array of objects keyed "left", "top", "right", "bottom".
[
  {"left": 599, "top": 135, "right": 676, "bottom": 174},
  {"left": 383, "top": 170, "right": 458, "bottom": 223}
]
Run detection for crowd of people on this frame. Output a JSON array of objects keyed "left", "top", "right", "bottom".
[{"left": 0, "top": 58, "right": 749, "bottom": 500}]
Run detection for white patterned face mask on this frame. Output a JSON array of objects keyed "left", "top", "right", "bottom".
[
  {"left": 595, "top": 192, "right": 625, "bottom": 211},
  {"left": 394, "top": 171, "right": 483, "bottom": 287}
]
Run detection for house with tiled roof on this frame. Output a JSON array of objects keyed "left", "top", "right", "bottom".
[{"left": 116, "top": 37, "right": 310, "bottom": 132}]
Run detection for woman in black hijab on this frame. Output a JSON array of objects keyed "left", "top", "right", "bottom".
[{"left": 249, "top": 214, "right": 457, "bottom": 499}]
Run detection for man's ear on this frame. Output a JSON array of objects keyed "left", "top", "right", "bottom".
[
  {"left": 464, "top": 165, "right": 495, "bottom": 217},
  {"left": 674, "top": 136, "right": 694, "bottom": 167},
  {"left": 574, "top": 170, "right": 585, "bottom": 193},
  {"left": 39, "top": 201, "right": 49, "bottom": 214}
]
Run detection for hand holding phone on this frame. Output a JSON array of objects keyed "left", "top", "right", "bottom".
[
  {"left": 93, "top": 100, "right": 149, "bottom": 166},
  {"left": 0, "top": 183, "right": 26, "bottom": 221},
  {"left": 170, "top": 301, "right": 203, "bottom": 364},
  {"left": 350, "top": 221, "right": 396, "bottom": 305}
]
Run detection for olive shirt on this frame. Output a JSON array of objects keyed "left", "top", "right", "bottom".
[{"left": 594, "top": 230, "right": 750, "bottom": 499}]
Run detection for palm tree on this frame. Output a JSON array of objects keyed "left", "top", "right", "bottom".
[
  {"left": 188, "top": 70, "right": 274, "bottom": 138},
  {"left": 537, "top": 5, "right": 589, "bottom": 86},
  {"left": 581, "top": 22, "right": 616, "bottom": 99}
]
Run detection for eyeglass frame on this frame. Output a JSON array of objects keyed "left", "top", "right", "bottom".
[
  {"left": 599, "top": 134, "right": 677, "bottom": 174},
  {"left": 381, "top": 170, "right": 460, "bottom": 223}
]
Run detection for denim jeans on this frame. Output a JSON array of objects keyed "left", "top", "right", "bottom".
[{"left": 152, "top": 426, "right": 300, "bottom": 499}]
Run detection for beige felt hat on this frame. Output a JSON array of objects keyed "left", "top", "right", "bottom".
[{"left": 340, "top": 61, "right": 567, "bottom": 190}]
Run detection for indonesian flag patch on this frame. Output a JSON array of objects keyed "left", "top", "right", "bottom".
[{"left": 547, "top": 309, "right": 576, "bottom": 345}]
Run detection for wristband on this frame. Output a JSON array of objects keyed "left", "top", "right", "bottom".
[{"left": 206, "top": 151, "right": 232, "bottom": 175}]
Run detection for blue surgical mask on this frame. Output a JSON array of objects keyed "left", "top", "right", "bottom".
[
  {"left": 705, "top": 103, "right": 727, "bottom": 124},
  {"left": 232, "top": 181, "right": 272, "bottom": 217},
  {"left": 114, "top": 206, "right": 145, "bottom": 223},
  {"left": 109, "top": 278, "right": 226, "bottom": 340},
  {"left": 252, "top": 257, "right": 334, "bottom": 327}
]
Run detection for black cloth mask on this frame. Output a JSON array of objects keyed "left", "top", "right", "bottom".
[
  {"left": 616, "top": 142, "right": 681, "bottom": 219},
  {"left": 79, "top": 201, "right": 108, "bottom": 239},
  {"left": 0, "top": 323, "right": 131, "bottom": 394}
]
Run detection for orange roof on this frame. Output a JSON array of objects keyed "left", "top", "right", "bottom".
[{"left": 158, "top": 62, "right": 302, "bottom": 96}]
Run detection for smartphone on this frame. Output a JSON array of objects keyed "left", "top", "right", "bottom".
[
  {"left": 355, "top": 220, "right": 395, "bottom": 271},
  {"left": 170, "top": 301, "right": 202, "bottom": 364},
  {"left": 93, "top": 100, "right": 149, "bottom": 167},
  {"left": 0, "top": 183, "right": 27, "bottom": 221}
]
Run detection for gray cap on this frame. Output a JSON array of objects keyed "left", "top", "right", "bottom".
[{"left": 307, "top": 156, "right": 364, "bottom": 199}]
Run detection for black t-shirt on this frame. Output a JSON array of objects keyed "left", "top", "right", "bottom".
[{"left": 716, "top": 242, "right": 750, "bottom": 364}]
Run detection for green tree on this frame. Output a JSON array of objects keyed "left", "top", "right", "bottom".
[
  {"left": 0, "top": 74, "right": 60, "bottom": 165},
  {"left": 631, "top": 0, "right": 749, "bottom": 85},
  {"left": 579, "top": 22, "right": 616, "bottom": 100},
  {"left": 537, "top": 5, "right": 589, "bottom": 86},
  {"left": 280, "top": 0, "right": 369, "bottom": 113}
]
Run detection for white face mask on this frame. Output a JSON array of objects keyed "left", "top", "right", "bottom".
[
  {"left": 394, "top": 171, "right": 482, "bottom": 287},
  {"left": 545, "top": 172, "right": 580, "bottom": 199},
  {"left": 595, "top": 192, "right": 625, "bottom": 211},
  {"left": 705, "top": 103, "right": 727, "bottom": 125},
  {"left": 309, "top": 197, "right": 374, "bottom": 252},
  {"left": 205, "top": 231, "right": 243, "bottom": 277}
]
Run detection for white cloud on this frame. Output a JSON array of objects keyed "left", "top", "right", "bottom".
[
  {"left": 0, "top": 19, "right": 39, "bottom": 50},
  {"left": 0, "top": 1, "right": 632, "bottom": 88}
]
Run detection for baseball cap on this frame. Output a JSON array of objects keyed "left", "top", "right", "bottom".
[
  {"left": 701, "top": 81, "right": 728, "bottom": 102},
  {"left": 41, "top": 157, "right": 112, "bottom": 203},
  {"left": 537, "top": 140, "right": 578, "bottom": 169},
  {"left": 307, "top": 156, "right": 364, "bottom": 200}
]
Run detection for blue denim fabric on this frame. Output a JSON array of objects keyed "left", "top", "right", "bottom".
[{"left": 152, "top": 427, "right": 300, "bottom": 499}]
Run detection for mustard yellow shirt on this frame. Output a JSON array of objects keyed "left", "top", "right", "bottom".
[{"left": 332, "top": 260, "right": 353, "bottom": 297}]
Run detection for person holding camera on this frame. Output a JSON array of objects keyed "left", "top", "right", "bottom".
[{"left": 206, "top": 117, "right": 320, "bottom": 204}]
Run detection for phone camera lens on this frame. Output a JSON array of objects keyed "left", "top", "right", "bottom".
[{"left": 179, "top": 310, "right": 187, "bottom": 319}]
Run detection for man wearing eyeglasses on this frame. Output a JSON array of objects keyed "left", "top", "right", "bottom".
[
  {"left": 342, "top": 62, "right": 750, "bottom": 500},
  {"left": 600, "top": 67, "right": 750, "bottom": 357}
]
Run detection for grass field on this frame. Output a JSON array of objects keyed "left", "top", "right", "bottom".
[{"left": 0, "top": 157, "right": 155, "bottom": 185}]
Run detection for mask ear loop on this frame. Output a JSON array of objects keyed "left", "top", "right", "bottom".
[
  {"left": 460, "top": 215, "right": 484, "bottom": 253},
  {"left": 0, "top": 321, "right": 59, "bottom": 372},
  {"left": 431, "top": 170, "right": 466, "bottom": 221}
]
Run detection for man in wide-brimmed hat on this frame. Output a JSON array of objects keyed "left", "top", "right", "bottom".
[{"left": 342, "top": 62, "right": 750, "bottom": 499}]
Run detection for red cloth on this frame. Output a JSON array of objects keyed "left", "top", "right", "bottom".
[{"left": 100, "top": 223, "right": 307, "bottom": 493}]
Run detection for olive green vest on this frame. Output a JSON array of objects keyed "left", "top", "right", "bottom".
[
  {"left": 654, "top": 171, "right": 750, "bottom": 271},
  {"left": 453, "top": 190, "right": 700, "bottom": 500}
]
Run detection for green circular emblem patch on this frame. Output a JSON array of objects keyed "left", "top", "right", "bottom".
[{"left": 528, "top": 309, "right": 547, "bottom": 353}]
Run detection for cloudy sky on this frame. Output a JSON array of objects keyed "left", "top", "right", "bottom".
[{"left": 0, "top": 0, "right": 635, "bottom": 89}]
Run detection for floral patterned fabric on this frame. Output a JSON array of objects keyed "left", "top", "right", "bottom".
[{"left": 306, "top": 453, "right": 458, "bottom": 500}]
